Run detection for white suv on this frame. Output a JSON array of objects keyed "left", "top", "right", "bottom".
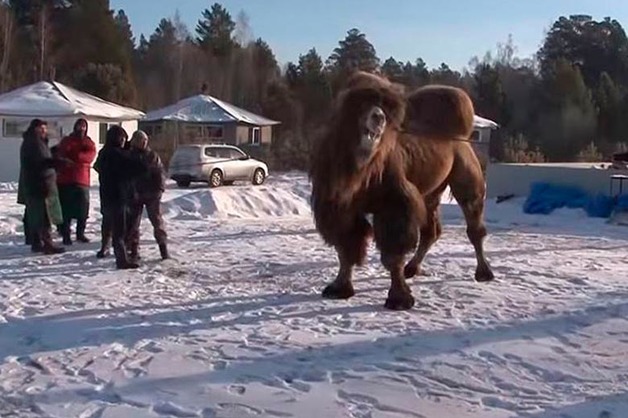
[{"left": 168, "top": 144, "right": 269, "bottom": 188}]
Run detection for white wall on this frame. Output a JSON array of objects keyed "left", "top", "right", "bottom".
[
  {"left": 0, "top": 116, "right": 138, "bottom": 184},
  {"left": 486, "top": 163, "right": 624, "bottom": 198}
]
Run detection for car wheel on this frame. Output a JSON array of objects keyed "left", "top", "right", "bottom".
[
  {"left": 176, "top": 179, "right": 191, "bottom": 188},
  {"left": 252, "top": 168, "right": 266, "bottom": 185},
  {"left": 209, "top": 169, "right": 223, "bottom": 188}
]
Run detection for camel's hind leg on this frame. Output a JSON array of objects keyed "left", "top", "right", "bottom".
[
  {"left": 449, "top": 152, "right": 494, "bottom": 282},
  {"left": 404, "top": 187, "right": 446, "bottom": 278},
  {"left": 322, "top": 217, "right": 371, "bottom": 299}
]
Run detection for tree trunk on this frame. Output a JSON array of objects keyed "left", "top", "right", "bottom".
[
  {"left": 0, "top": 6, "right": 14, "bottom": 92},
  {"left": 38, "top": 3, "right": 50, "bottom": 81}
]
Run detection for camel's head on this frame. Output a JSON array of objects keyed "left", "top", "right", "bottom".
[
  {"left": 357, "top": 99, "right": 388, "bottom": 164},
  {"left": 336, "top": 83, "right": 405, "bottom": 168}
]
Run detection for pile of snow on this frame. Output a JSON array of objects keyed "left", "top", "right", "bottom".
[
  {"left": 0, "top": 182, "right": 18, "bottom": 192},
  {"left": 162, "top": 173, "right": 312, "bottom": 220}
]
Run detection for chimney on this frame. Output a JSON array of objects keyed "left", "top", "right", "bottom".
[{"left": 200, "top": 82, "right": 209, "bottom": 94}]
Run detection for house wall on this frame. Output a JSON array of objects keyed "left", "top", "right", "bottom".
[
  {"left": 468, "top": 127, "right": 492, "bottom": 174},
  {"left": 235, "top": 125, "right": 273, "bottom": 146},
  {"left": 235, "top": 125, "right": 249, "bottom": 145},
  {"left": 222, "top": 123, "right": 238, "bottom": 145},
  {"left": 486, "top": 162, "right": 623, "bottom": 199},
  {"left": 0, "top": 116, "right": 138, "bottom": 184},
  {"left": 261, "top": 126, "right": 272, "bottom": 144}
]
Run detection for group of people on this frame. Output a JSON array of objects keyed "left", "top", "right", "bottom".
[{"left": 18, "top": 118, "right": 170, "bottom": 270}]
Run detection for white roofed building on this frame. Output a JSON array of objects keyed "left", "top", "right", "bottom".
[
  {"left": 0, "top": 81, "right": 145, "bottom": 182},
  {"left": 470, "top": 114, "right": 500, "bottom": 173},
  {"left": 140, "top": 94, "right": 280, "bottom": 165}
]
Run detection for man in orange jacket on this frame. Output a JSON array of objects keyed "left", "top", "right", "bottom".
[{"left": 56, "top": 118, "right": 97, "bottom": 245}]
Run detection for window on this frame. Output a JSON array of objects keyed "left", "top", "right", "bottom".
[
  {"left": 185, "top": 125, "right": 202, "bottom": 139},
  {"left": 229, "top": 148, "right": 246, "bottom": 159},
  {"left": 250, "top": 127, "right": 261, "bottom": 145},
  {"left": 205, "top": 147, "right": 232, "bottom": 159},
  {"left": 3, "top": 119, "right": 62, "bottom": 139},
  {"left": 99, "top": 122, "right": 122, "bottom": 144},
  {"left": 204, "top": 147, "right": 220, "bottom": 158},
  {"left": 142, "top": 124, "right": 163, "bottom": 138},
  {"left": 470, "top": 130, "right": 480, "bottom": 142},
  {"left": 204, "top": 125, "right": 223, "bottom": 139},
  {"left": 185, "top": 124, "right": 223, "bottom": 141}
]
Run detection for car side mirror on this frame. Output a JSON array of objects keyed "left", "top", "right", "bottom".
[{"left": 239, "top": 154, "right": 250, "bottom": 161}]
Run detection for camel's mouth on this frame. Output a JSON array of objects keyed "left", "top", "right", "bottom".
[
  {"left": 361, "top": 129, "right": 380, "bottom": 146},
  {"left": 356, "top": 106, "right": 387, "bottom": 165}
]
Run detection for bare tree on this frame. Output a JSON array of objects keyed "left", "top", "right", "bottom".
[
  {"left": 172, "top": 10, "right": 189, "bottom": 101},
  {"left": 37, "top": 2, "right": 50, "bottom": 80},
  {"left": 0, "top": 3, "right": 14, "bottom": 91},
  {"left": 234, "top": 9, "right": 253, "bottom": 47}
]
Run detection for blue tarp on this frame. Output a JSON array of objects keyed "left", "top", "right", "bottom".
[
  {"left": 523, "top": 182, "right": 620, "bottom": 218},
  {"left": 616, "top": 194, "right": 628, "bottom": 210}
]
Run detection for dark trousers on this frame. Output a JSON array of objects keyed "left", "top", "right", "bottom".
[
  {"left": 126, "top": 194, "right": 167, "bottom": 256},
  {"left": 23, "top": 209, "right": 31, "bottom": 245},
  {"left": 101, "top": 205, "right": 130, "bottom": 267},
  {"left": 29, "top": 212, "right": 54, "bottom": 251},
  {"left": 99, "top": 212, "right": 113, "bottom": 252},
  {"left": 60, "top": 218, "right": 87, "bottom": 240},
  {"left": 58, "top": 184, "right": 89, "bottom": 240}
]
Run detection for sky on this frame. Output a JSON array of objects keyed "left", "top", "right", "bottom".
[{"left": 109, "top": 0, "right": 628, "bottom": 72}]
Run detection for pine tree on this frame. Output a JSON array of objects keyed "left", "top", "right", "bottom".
[
  {"left": 326, "top": 28, "right": 379, "bottom": 90},
  {"left": 195, "top": 2, "right": 236, "bottom": 57}
]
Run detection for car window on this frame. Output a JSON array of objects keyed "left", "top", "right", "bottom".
[
  {"left": 204, "top": 147, "right": 221, "bottom": 158},
  {"left": 173, "top": 146, "right": 201, "bottom": 161},
  {"left": 205, "top": 147, "right": 231, "bottom": 159},
  {"left": 229, "top": 148, "right": 246, "bottom": 159}
]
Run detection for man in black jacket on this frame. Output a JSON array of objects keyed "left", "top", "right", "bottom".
[
  {"left": 94, "top": 125, "right": 147, "bottom": 269},
  {"left": 18, "top": 119, "right": 65, "bottom": 254},
  {"left": 126, "top": 130, "right": 169, "bottom": 262}
]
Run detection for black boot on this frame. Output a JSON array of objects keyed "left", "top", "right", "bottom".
[
  {"left": 96, "top": 248, "right": 110, "bottom": 258},
  {"left": 97, "top": 218, "right": 112, "bottom": 258},
  {"left": 76, "top": 218, "right": 90, "bottom": 243},
  {"left": 23, "top": 216, "right": 31, "bottom": 246},
  {"left": 61, "top": 222, "right": 72, "bottom": 246},
  {"left": 113, "top": 238, "right": 138, "bottom": 269},
  {"left": 41, "top": 228, "right": 65, "bottom": 255},
  {"left": 31, "top": 240, "right": 43, "bottom": 253},
  {"left": 159, "top": 243, "right": 170, "bottom": 260},
  {"left": 127, "top": 245, "right": 140, "bottom": 263}
]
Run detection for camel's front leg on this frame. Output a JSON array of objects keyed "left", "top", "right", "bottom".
[
  {"left": 373, "top": 205, "right": 420, "bottom": 310},
  {"left": 321, "top": 217, "right": 371, "bottom": 300}
]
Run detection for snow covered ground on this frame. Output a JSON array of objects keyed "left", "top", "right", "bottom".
[{"left": 0, "top": 172, "right": 627, "bottom": 418}]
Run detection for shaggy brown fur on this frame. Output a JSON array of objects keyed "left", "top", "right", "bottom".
[{"left": 310, "top": 71, "right": 494, "bottom": 310}]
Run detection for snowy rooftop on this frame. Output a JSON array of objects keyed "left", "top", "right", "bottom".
[
  {"left": 143, "top": 94, "right": 281, "bottom": 126},
  {"left": 474, "top": 114, "right": 499, "bottom": 129},
  {"left": 0, "top": 81, "right": 145, "bottom": 121}
]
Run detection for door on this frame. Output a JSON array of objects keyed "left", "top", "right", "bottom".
[{"left": 228, "top": 147, "right": 252, "bottom": 179}]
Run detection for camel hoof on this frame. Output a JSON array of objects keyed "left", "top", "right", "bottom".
[
  {"left": 384, "top": 291, "right": 415, "bottom": 310},
  {"left": 322, "top": 282, "right": 355, "bottom": 299},
  {"left": 475, "top": 265, "right": 495, "bottom": 283},
  {"left": 403, "top": 263, "right": 418, "bottom": 279}
]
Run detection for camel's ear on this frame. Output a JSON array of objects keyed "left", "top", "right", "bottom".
[{"left": 379, "top": 88, "right": 406, "bottom": 127}]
